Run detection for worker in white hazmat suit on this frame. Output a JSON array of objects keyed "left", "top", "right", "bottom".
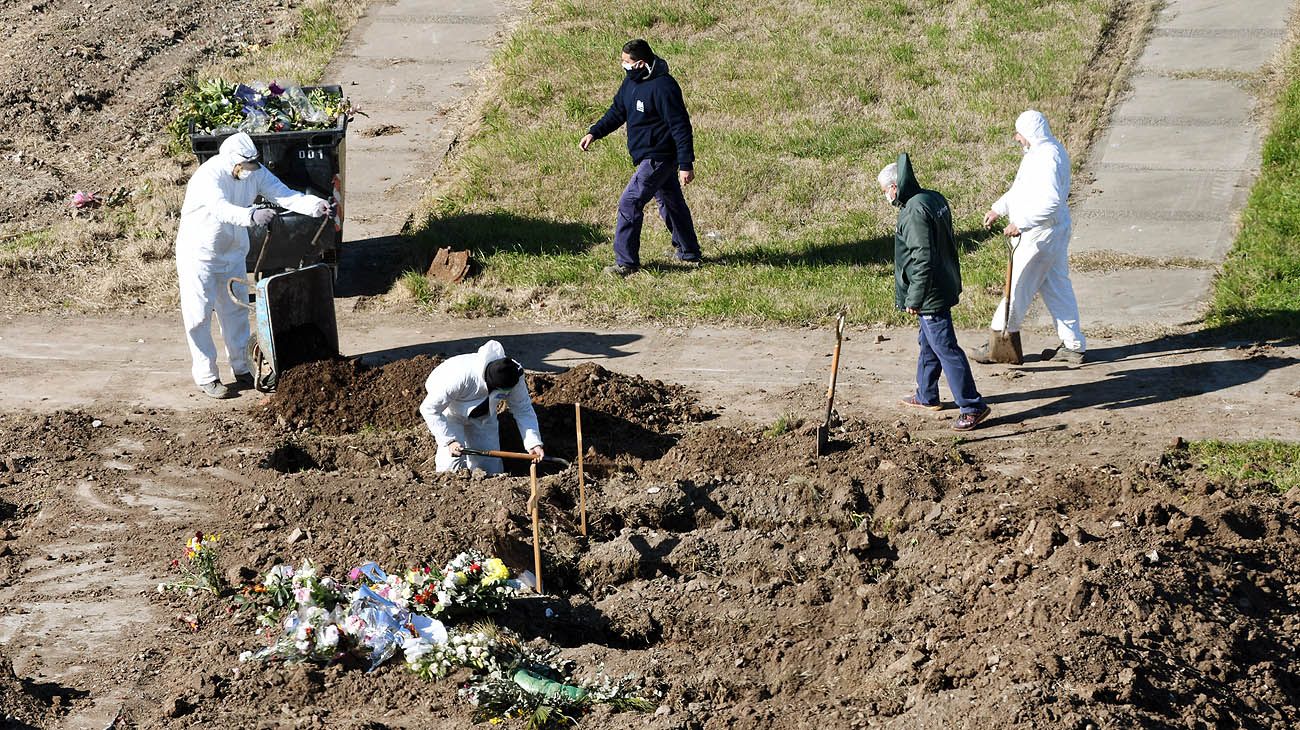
[
  {"left": 972, "top": 110, "right": 1086, "bottom": 366},
  {"left": 419, "top": 340, "right": 545, "bottom": 474},
  {"left": 175, "top": 132, "right": 331, "bottom": 398}
]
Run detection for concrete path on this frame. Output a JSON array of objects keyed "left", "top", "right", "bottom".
[
  {"left": 323, "top": 0, "right": 512, "bottom": 296},
  {"left": 3, "top": 314, "right": 1297, "bottom": 450},
  {"left": 1066, "top": 0, "right": 1293, "bottom": 329}
]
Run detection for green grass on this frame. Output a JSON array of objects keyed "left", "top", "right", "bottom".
[
  {"left": 412, "top": 0, "right": 1124, "bottom": 325},
  {"left": 1208, "top": 38, "right": 1300, "bottom": 339},
  {"left": 1189, "top": 440, "right": 1300, "bottom": 492}
]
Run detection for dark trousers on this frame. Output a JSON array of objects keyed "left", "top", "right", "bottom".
[
  {"left": 916, "top": 310, "right": 986, "bottom": 414},
  {"left": 613, "top": 159, "right": 701, "bottom": 268}
]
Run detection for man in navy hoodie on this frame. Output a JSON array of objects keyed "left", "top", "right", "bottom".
[{"left": 580, "top": 39, "right": 702, "bottom": 276}]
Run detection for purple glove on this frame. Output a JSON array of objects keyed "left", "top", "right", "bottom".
[{"left": 251, "top": 208, "right": 276, "bottom": 226}]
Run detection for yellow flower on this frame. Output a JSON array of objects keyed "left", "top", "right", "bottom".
[
  {"left": 484, "top": 558, "right": 509, "bottom": 583},
  {"left": 451, "top": 571, "right": 468, "bottom": 587}
]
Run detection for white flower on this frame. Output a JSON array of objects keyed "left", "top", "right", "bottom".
[
  {"left": 317, "top": 625, "right": 339, "bottom": 649},
  {"left": 238, "top": 650, "right": 254, "bottom": 662},
  {"left": 293, "top": 586, "right": 312, "bottom": 604}
]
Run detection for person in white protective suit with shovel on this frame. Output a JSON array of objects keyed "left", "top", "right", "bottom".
[
  {"left": 971, "top": 110, "right": 1087, "bottom": 366},
  {"left": 419, "top": 340, "right": 546, "bottom": 474},
  {"left": 175, "top": 132, "right": 332, "bottom": 398}
]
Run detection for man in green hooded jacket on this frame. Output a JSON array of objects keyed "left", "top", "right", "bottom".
[{"left": 879, "top": 154, "right": 991, "bottom": 431}]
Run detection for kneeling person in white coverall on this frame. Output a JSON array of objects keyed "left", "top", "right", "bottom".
[
  {"left": 175, "top": 132, "right": 331, "bottom": 398},
  {"left": 972, "top": 110, "right": 1086, "bottom": 366},
  {"left": 420, "top": 340, "right": 545, "bottom": 473}
]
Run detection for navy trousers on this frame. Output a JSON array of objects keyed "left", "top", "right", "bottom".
[
  {"left": 916, "top": 310, "right": 986, "bottom": 414},
  {"left": 613, "top": 159, "right": 701, "bottom": 268}
]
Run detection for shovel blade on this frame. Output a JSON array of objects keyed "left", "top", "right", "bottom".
[
  {"left": 988, "top": 332, "right": 1022, "bottom": 364},
  {"left": 815, "top": 424, "right": 829, "bottom": 456}
]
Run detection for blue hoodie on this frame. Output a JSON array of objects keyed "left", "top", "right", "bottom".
[{"left": 588, "top": 58, "right": 695, "bottom": 172}]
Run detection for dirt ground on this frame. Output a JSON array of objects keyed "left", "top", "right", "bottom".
[
  {"left": 0, "top": 0, "right": 299, "bottom": 230},
  {"left": 1, "top": 358, "right": 1297, "bottom": 729}
]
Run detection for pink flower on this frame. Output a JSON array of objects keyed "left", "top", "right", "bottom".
[{"left": 348, "top": 567, "right": 362, "bottom": 582}]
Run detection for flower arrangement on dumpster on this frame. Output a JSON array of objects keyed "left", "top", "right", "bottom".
[
  {"left": 157, "top": 531, "right": 224, "bottom": 596},
  {"left": 169, "top": 77, "right": 361, "bottom": 144},
  {"left": 224, "top": 553, "right": 654, "bottom": 727}
]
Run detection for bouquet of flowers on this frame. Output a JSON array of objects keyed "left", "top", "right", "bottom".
[
  {"left": 157, "top": 531, "right": 223, "bottom": 596},
  {"left": 403, "top": 626, "right": 500, "bottom": 680},
  {"left": 240, "top": 602, "right": 351, "bottom": 664},
  {"left": 170, "top": 77, "right": 362, "bottom": 144},
  {"left": 435, "top": 550, "right": 516, "bottom": 616}
]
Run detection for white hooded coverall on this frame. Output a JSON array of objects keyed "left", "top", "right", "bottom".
[
  {"left": 988, "top": 110, "right": 1086, "bottom": 352},
  {"left": 174, "top": 133, "right": 327, "bottom": 386},
  {"left": 419, "top": 340, "right": 543, "bottom": 474}
]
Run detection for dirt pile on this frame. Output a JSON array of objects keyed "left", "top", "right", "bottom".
[
  {"left": 261, "top": 355, "right": 444, "bottom": 433},
  {"left": 265, "top": 359, "right": 711, "bottom": 467},
  {"left": 0, "top": 0, "right": 286, "bottom": 229},
  {"left": 4, "top": 381, "right": 1300, "bottom": 728},
  {"left": 0, "top": 651, "right": 52, "bottom": 729}
]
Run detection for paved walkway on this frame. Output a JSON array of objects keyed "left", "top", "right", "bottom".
[
  {"left": 1066, "top": 0, "right": 1294, "bottom": 329},
  {"left": 323, "top": 0, "right": 510, "bottom": 295}
]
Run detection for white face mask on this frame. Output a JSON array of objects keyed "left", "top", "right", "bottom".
[
  {"left": 236, "top": 167, "right": 254, "bottom": 180},
  {"left": 622, "top": 61, "right": 637, "bottom": 71}
]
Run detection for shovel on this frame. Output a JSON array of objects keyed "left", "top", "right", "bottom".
[
  {"left": 987, "top": 236, "right": 1022, "bottom": 364},
  {"left": 815, "top": 309, "right": 848, "bottom": 457},
  {"left": 458, "top": 447, "right": 571, "bottom": 469}
]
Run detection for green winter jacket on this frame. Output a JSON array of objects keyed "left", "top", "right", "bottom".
[{"left": 892, "top": 153, "right": 962, "bottom": 314}]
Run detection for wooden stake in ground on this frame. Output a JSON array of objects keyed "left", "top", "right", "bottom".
[
  {"left": 529, "top": 462, "right": 543, "bottom": 595},
  {"left": 576, "top": 402, "right": 587, "bottom": 537}
]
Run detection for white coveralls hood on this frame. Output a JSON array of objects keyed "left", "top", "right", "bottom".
[
  {"left": 174, "top": 133, "right": 327, "bottom": 386},
  {"left": 419, "top": 340, "right": 543, "bottom": 474},
  {"left": 988, "top": 110, "right": 1085, "bottom": 352}
]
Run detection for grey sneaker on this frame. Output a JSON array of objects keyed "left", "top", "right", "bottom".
[
  {"left": 603, "top": 264, "right": 638, "bottom": 278},
  {"left": 233, "top": 371, "right": 255, "bottom": 390},
  {"left": 1042, "top": 344, "right": 1085, "bottom": 364},
  {"left": 198, "top": 380, "right": 234, "bottom": 399}
]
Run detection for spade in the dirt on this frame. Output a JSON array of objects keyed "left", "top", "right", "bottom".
[{"left": 815, "top": 310, "right": 847, "bottom": 456}]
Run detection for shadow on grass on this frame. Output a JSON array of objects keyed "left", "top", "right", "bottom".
[
  {"left": 720, "top": 228, "right": 994, "bottom": 268},
  {"left": 414, "top": 211, "right": 605, "bottom": 258}
]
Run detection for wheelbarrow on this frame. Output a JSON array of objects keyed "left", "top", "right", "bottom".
[{"left": 227, "top": 216, "right": 339, "bottom": 392}]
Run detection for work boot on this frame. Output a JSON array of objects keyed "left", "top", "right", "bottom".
[
  {"left": 233, "top": 371, "right": 255, "bottom": 390},
  {"left": 1042, "top": 343, "right": 1085, "bottom": 365},
  {"left": 198, "top": 380, "right": 234, "bottom": 399},
  {"left": 603, "top": 264, "right": 639, "bottom": 278}
]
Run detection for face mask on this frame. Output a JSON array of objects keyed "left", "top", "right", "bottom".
[
  {"left": 622, "top": 61, "right": 637, "bottom": 72},
  {"left": 236, "top": 167, "right": 253, "bottom": 180}
]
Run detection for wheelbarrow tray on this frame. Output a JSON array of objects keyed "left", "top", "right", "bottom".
[{"left": 253, "top": 263, "right": 339, "bottom": 384}]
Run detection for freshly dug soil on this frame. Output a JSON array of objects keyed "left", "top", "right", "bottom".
[
  {"left": 0, "top": 0, "right": 288, "bottom": 229},
  {"left": 264, "top": 359, "right": 711, "bottom": 468},
  {"left": 261, "top": 355, "right": 444, "bottom": 433},
  {"left": 3, "top": 373, "right": 1300, "bottom": 729},
  {"left": 0, "top": 650, "right": 53, "bottom": 729}
]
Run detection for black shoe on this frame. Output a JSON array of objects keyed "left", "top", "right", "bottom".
[
  {"left": 233, "top": 372, "right": 255, "bottom": 390},
  {"left": 675, "top": 256, "right": 703, "bottom": 268},
  {"left": 603, "top": 264, "right": 639, "bottom": 278}
]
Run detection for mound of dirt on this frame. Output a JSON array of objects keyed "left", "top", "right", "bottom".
[
  {"left": 261, "top": 355, "right": 444, "bottom": 433},
  {"left": 265, "top": 360, "right": 711, "bottom": 468},
  {"left": 0, "top": 651, "right": 51, "bottom": 728}
]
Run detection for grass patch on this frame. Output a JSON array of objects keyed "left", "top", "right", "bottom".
[
  {"left": 412, "top": 0, "right": 1151, "bottom": 325},
  {"left": 1189, "top": 440, "right": 1300, "bottom": 492},
  {"left": 1069, "top": 250, "right": 1215, "bottom": 272},
  {"left": 1208, "top": 34, "right": 1300, "bottom": 339}
]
